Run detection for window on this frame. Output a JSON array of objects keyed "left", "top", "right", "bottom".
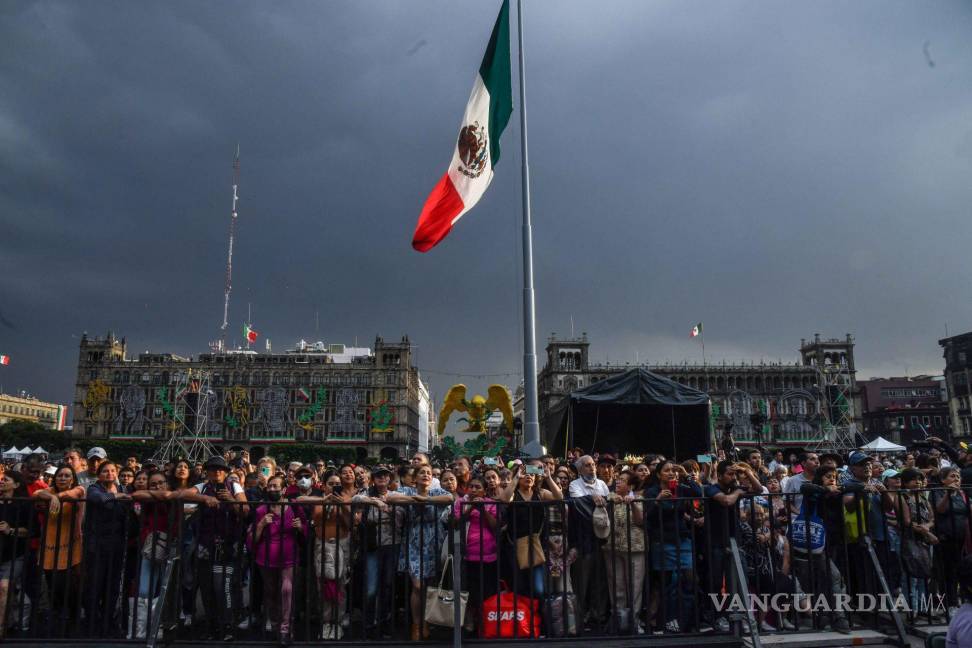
[
  {"left": 90, "top": 370, "right": 98, "bottom": 380},
  {"left": 922, "top": 416, "right": 930, "bottom": 425},
  {"left": 934, "top": 416, "right": 942, "bottom": 426},
  {"left": 897, "top": 416, "right": 905, "bottom": 427},
  {"left": 910, "top": 416, "right": 919, "bottom": 427}
]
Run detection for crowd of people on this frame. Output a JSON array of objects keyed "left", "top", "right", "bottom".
[{"left": 0, "top": 438, "right": 968, "bottom": 646}]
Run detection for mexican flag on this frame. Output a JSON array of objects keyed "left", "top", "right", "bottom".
[
  {"left": 297, "top": 387, "right": 311, "bottom": 402},
  {"left": 690, "top": 322, "right": 703, "bottom": 338},
  {"left": 0, "top": 355, "right": 8, "bottom": 366},
  {"left": 244, "top": 324, "right": 258, "bottom": 343},
  {"left": 411, "top": 0, "right": 513, "bottom": 252}
]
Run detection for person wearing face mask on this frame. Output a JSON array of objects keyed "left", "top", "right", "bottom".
[
  {"left": 287, "top": 466, "right": 322, "bottom": 500},
  {"left": 249, "top": 476, "right": 306, "bottom": 646}
]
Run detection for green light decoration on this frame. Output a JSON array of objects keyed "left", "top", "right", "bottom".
[
  {"left": 369, "top": 400, "right": 394, "bottom": 433},
  {"left": 156, "top": 387, "right": 184, "bottom": 431},
  {"left": 297, "top": 387, "right": 328, "bottom": 431}
]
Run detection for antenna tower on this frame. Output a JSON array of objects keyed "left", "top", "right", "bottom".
[{"left": 219, "top": 145, "right": 240, "bottom": 350}]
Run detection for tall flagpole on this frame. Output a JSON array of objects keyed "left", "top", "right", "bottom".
[{"left": 517, "top": 0, "right": 543, "bottom": 457}]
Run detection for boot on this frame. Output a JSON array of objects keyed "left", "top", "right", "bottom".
[
  {"left": 410, "top": 622, "right": 421, "bottom": 641},
  {"left": 134, "top": 598, "right": 149, "bottom": 639},
  {"left": 422, "top": 622, "right": 430, "bottom": 639},
  {"left": 126, "top": 597, "right": 137, "bottom": 639}
]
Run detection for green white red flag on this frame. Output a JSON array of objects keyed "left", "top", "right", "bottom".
[
  {"left": 297, "top": 387, "right": 311, "bottom": 402},
  {"left": 244, "top": 324, "right": 258, "bottom": 343},
  {"left": 0, "top": 355, "right": 8, "bottom": 366},
  {"left": 690, "top": 322, "right": 703, "bottom": 338},
  {"left": 412, "top": 0, "right": 513, "bottom": 252}
]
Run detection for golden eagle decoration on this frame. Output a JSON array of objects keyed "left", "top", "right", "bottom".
[{"left": 437, "top": 384, "right": 513, "bottom": 436}]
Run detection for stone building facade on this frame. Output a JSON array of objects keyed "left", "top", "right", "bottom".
[
  {"left": 536, "top": 333, "right": 861, "bottom": 448},
  {"left": 939, "top": 331, "right": 972, "bottom": 439},
  {"left": 73, "top": 332, "right": 430, "bottom": 460},
  {"left": 0, "top": 393, "right": 68, "bottom": 430},
  {"left": 858, "top": 376, "right": 949, "bottom": 445}
]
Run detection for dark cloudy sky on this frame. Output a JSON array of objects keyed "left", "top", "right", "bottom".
[{"left": 2, "top": 1, "right": 972, "bottom": 427}]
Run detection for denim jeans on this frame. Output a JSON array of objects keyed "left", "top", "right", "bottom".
[{"left": 363, "top": 544, "right": 398, "bottom": 628}]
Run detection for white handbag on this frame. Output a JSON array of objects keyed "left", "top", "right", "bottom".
[{"left": 424, "top": 554, "right": 468, "bottom": 628}]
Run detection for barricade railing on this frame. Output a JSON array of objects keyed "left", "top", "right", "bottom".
[{"left": 0, "top": 481, "right": 963, "bottom": 644}]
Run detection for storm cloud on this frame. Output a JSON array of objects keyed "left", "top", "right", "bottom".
[{"left": 2, "top": 0, "right": 972, "bottom": 423}]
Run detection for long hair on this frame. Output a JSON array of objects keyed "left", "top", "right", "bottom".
[{"left": 3, "top": 471, "right": 28, "bottom": 498}]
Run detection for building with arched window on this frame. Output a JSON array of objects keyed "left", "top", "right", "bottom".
[
  {"left": 73, "top": 332, "right": 432, "bottom": 459},
  {"left": 531, "top": 332, "right": 861, "bottom": 448}
]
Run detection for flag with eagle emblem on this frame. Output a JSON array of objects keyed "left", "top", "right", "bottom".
[{"left": 411, "top": 0, "right": 512, "bottom": 252}]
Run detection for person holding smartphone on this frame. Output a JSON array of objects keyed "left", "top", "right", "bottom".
[
  {"left": 173, "top": 456, "right": 249, "bottom": 641},
  {"left": 643, "top": 460, "right": 703, "bottom": 633}
]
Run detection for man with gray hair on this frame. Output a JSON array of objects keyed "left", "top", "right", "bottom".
[
  {"left": 568, "top": 455, "right": 609, "bottom": 503},
  {"left": 567, "top": 454, "right": 609, "bottom": 630}
]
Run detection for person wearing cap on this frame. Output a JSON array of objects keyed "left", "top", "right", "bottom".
[
  {"left": 286, "top": 466, "right": 322, "bottom": 500},
  {"left": 352, "top": 466, "right": 398, "bottom": 637},
  {"left": 596, "top": 454, "right": 617, "bottom": 491},
  {"left": 77, "top": 447, "right": 107, "bottom": 489},
  {"left": 169, "top": 456, "right": 248, "bottom": 641}
]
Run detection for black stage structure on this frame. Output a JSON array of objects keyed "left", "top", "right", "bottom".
[{"left": 543, "top": 367, "right": 712, "bottom": 460}]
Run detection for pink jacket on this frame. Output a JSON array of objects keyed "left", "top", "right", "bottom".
[{"left": 248, "top": 504, "right": 307, "bottom": 568}]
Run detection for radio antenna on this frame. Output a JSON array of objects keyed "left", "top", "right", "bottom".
[{"left": 220, "top": 144, "right": 240, "bottom": 349}]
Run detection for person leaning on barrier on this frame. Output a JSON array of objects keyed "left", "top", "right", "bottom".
[
  {"left": 795, "top": 465, "right": 858, "bottom": 633},
  {"left": 932, "top": 466, "right": 968, "bottom": 614},
  {"left": 703, "top": 460, "right": 762, "bottom": 632},
  {"left": 352, "top": 466, "right": 400, "bottom": 638},
  {"left": 386, "top": 464, "right": 454, "bottom": 641},
  {"left": 83, "top": 461, "right": 132, "bottom": 637},
  {"left": 171, "top": 455, "right": 249, "bottom": 641},
  {"left": 0, "top": 471, "right": 31, "bottom": 639},
  {"left": 568, "top": 455, "right": 610, "bottom": 632},
  {"left": 644, "top": 460, "right": 703, "bottom": 633}
]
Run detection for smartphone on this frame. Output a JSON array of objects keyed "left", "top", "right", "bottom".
[
  {"left": 484, "top": 457, "right": 498, "bottom": 466},
  {"left": 526, "top": 465, "right": 544, "bottom": 476}
]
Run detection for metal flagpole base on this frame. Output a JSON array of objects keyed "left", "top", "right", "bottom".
[{"left": 520, "top": 439, "right": 547, "bottom": 459}]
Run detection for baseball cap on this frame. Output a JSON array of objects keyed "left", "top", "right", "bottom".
[
  {"left": 597, "top": 454, "right": 617, "bottom": 466},
  {"left": 847, "top": 451, "right": 871, "bottom": 466},
  {"left": 203, "top": 456, "right": 229, "bottom": 471},
  {"left": 87, "top": 447, "right": 107, "bottom": 460},
  {"left": 881, "top": 469, "right": 900, "bottom": 481}
]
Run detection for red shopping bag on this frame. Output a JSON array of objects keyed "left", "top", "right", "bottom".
[{"left": 480, "top": 587, "right": 542, "bottom": 639}]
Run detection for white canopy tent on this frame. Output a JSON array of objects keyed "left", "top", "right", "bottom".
[
  {"left": 2, "top": 447, "right": 22, "bottom": 459},
  {"left": 31, "top": 446, "right": 47, "bottom": 457},
  {"left": 859, "top": 436, "right": 906, "bottom": 453}
]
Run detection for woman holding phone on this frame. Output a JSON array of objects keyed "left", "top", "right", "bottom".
[
  {"left": 250, "top": 475, "right": 305, "bottom": 645},
  {"left": 643, "top": 460, "right": 703, "bottom": 633}
]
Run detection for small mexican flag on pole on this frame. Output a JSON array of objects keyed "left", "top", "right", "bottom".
[
  {"left": 297, "top": 387, "right": 312, "bottom": 402},
  {"left": 690, "top": 322, "right": 703, "bottom": 338},
  {"left": 0, "top": 355, "right": 9, "bottom": 366},
  {"left": 243, "top": 324, "right": 258, "bottom": 344}
]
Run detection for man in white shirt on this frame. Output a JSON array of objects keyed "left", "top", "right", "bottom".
[{"left": 569, "top": 455, "right": 609, "bottom": 504}]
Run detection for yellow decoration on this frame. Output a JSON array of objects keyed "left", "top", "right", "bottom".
[
  {"left": 83, "top": 379, "right": 110, "bottom": 421},
  {"left": 226, "top": 386, "right": 251, "bottom": 428},
  {"left": 438, "top": 384, "right": 513, "bottom": 436}
]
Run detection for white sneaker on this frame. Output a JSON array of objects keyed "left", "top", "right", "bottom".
[
  {"left": 715, "top": 617, "right": 731, "bottom": 633},
  {"left": 180, "top": 612, "right": 193, "bottom": 627},
  {"left": 636, "top": 623, "right": 645, "bottom": 634},
  {"left": 760, "top": 621, "right": 777, "bottom": 632},
  {"left": 265, "top": 619, "right": 273, "bottom": 632},
  {"left": 237, "top": 617, "right": 250, "bottom": 630},
  {"left": 322, "top": 624, "right": 334, "bottom": 640},
  {"left": 665, "top": 620, "right": 681, "bottom": 633},
  {"left": 779, "top": 618, "right": 795, "bottom": 630}
]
